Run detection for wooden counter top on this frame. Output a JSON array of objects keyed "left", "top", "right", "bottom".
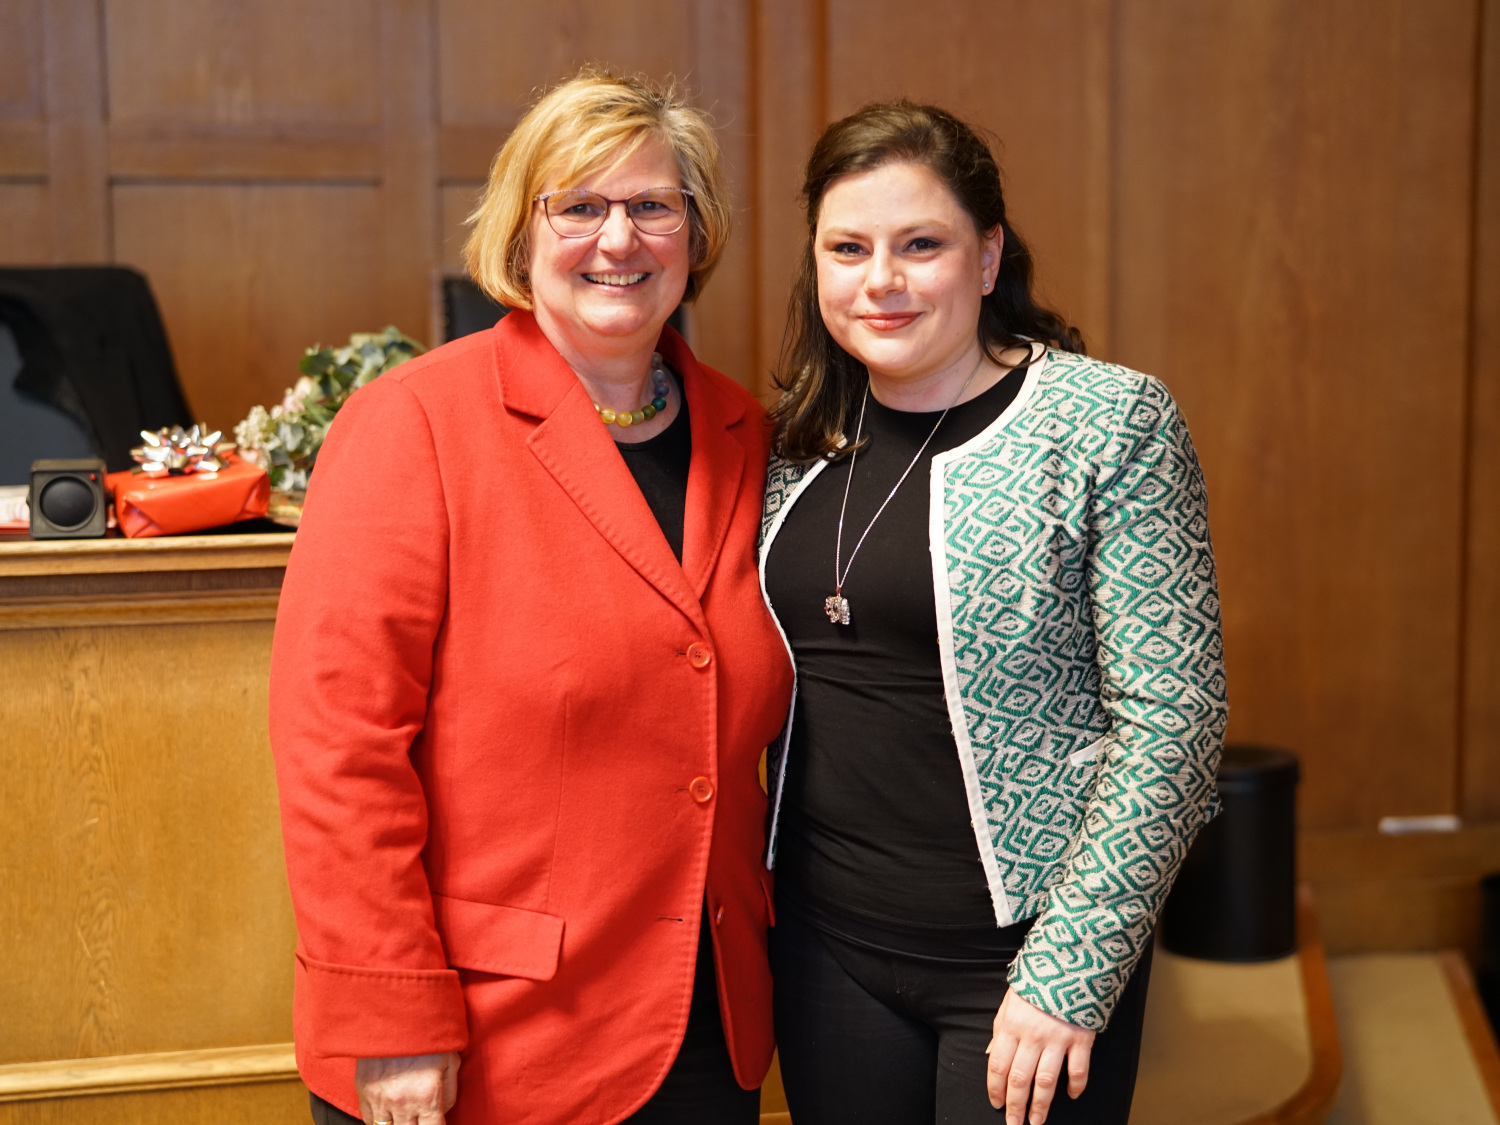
[
  {"left": 0, "top": 531, "right": 294, "bottom": 577},
  {"left": 0, "top": 532, "right": 294, "bottom": 629}
]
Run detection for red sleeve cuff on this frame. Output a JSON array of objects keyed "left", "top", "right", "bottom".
[{"left": 295, "top": 953, "right": 468, "bottom": 1058}]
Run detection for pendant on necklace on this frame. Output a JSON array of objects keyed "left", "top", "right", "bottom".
[{"left": 824, "top": 593, "right": 851, "bottom": 626}]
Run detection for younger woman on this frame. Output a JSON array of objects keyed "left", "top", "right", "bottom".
[{"left": 760, "top": 102, "right": 1226, "bottom": 1125}]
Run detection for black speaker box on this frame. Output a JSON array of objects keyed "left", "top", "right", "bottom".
[{"left": 29, "top": 458, "right": 109, "bottom": 539}]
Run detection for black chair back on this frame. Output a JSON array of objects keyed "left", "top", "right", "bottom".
[
  {"left": 0, "top": 321, "right": 93, "bottom": 486},
  {"left": 441, "top": 275, "right": 509, "bottom": 342},
  {"left": 0, "top": 267, "right": 193, "bottom": 478}
]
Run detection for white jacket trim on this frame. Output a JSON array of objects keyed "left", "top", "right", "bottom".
[
  {"left": 927, "top": 348, "right": 1050, "bottom": 928},
  {"left": 756, "top": 456, "right": 828, "bottom": 868}
]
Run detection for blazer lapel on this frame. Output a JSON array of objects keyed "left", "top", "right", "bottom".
[
  {"left": 496, "top": 312, "right": 706, "bottom": 628},
  {"left": 660, "top": 330, "right": 746, "bottom": 600}
]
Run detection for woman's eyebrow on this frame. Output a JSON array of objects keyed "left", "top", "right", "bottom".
[{"left": 819, "top": 220, "right": 949, "bottom": 240}]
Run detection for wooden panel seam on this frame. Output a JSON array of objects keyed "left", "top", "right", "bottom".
[
  {"left": 42, "top": 0, "right": 109, "bottom": 259},
  {"left": 377, "top": 0, "right": 440, "bottom": 350},
  {"left": 1301, "top": 823, "right": 1500, "bottom": 881},
  {"left": 108, "top": 124, "right": 382, "bottom": 181},
  {"left": 0, "top": 1043, "right": 297, "bottom": 1104},
  {"left": 1461, "top": 0, "right": 1500, "bottom": 821},
  {"left": 1456, "top": 0, "right": 1493, "bottom": 819}
]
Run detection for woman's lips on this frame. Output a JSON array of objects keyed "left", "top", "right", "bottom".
[{"left": 860, "top": 312, "right": 920, "bottom": 331}]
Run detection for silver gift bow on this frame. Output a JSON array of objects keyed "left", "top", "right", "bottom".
[{"left": 130, "top": 424, "right": 235, "bottom": 475}]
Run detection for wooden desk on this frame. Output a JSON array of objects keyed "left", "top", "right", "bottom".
[
  {"left": 0, "top": 533, "right": 795, "bottom": 1124},
  {"left": 0, "top": 536, "right": 1354, "bottom": 1125},
  {"left": 0, "top": 533, "right": 306, "bottom": 1123}
]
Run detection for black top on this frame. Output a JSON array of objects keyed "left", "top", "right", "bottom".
[
  {"left": 764, "top": 362, "right": 1029, "bottom": 931},
  {"left": 616, "top": 373, "right": 691, "bottom": 562}
]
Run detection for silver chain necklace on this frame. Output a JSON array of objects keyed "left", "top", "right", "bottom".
[{"left": 825, "top": 352, "right": 986, "bottom": 626}]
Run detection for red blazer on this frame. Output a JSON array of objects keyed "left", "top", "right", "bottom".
[{"left": 269, "top": 311, "right": 793, "bottom": 1124}]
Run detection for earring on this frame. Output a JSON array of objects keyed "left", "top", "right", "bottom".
[{"left": 983, "top": 281, "right": 992, "bottom": 291}]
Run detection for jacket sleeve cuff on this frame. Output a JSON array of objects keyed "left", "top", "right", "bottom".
[
  {"left": 296, "top": 953, "right": 468, "bottom": 1058},
  {"left": 1006, "top": 946, "right": 1112, "bottom": 1031}
]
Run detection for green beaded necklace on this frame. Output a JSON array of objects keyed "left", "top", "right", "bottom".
[{"left": 595, "top": 352, "right": 671, "bottom": 428}]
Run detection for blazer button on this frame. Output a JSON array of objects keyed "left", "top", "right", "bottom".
[
  {"left": 715, "top": 905, "right": 724, "bottom": 926},
  {"left": 689, "top": 776, "right": 714, "bottom": 803},
  {"left": 687, "top": 642, "right": 712, "bottom": 669}
]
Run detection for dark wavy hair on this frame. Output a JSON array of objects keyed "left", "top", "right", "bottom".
[{"left": 769, "top": 100, "right": 1085, "bottom": 462}]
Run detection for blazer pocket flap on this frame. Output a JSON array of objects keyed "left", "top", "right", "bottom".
[{"left": 432, "top": 893, "right": 564, "bottom": 981}]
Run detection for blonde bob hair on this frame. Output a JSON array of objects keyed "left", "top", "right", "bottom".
[{"left": 463, "top": 68, "right": 732, "bottom": 310}]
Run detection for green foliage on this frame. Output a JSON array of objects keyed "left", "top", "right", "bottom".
[{"left": 235, "top": 326, "right": 426, "bottom": 492}]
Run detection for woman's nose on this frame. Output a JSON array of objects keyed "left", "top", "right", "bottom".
[
  {"left": 595, "top": 203, "right": 640, "bottom": 255},
  {"left": 864, "top": 246, "right": 902, "bottom": 296}
]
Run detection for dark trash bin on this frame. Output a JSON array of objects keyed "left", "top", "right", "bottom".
[{"left": 1159, "top": 744, "right": 1300, "bottom": 962}]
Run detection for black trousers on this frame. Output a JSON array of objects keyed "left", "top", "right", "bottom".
[
  {"left": 769, "top": 900, "right": 1153, "bottom": 1125},
  {"left": 310, "top": 905, "right": 758, "bottom": 1125}
]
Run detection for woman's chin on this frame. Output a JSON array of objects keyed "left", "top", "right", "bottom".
[
  {"left": 836, "top": 331, "right": 933, "bottom": 379},
  {"left": 849, "top": 350, "right": 928, "bottom": 383},
  {"left": 572, "top": 298, "right": 671, "bottom": 341}
]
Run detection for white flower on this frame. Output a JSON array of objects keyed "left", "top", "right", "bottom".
[{"left": 234, "top": 405, "right": 274, "bottom": 453}]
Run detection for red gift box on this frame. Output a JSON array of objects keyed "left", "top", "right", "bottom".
[{"left": 105, "top": 452, "right": 270, "bottom": 538}]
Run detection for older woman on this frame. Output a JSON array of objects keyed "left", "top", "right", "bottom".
[
  {"left": 270, "top": 70, "right": 792, "bottom": 1125},
  {"left": 759, "top": 102, "right": 1227, "bottom": 1125}
]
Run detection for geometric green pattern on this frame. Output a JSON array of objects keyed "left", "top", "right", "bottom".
[{"left": 760, "top": 351, "right": 1227, "bottom": 1030}]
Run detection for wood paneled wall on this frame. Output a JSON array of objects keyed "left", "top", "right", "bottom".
[
  {"left": 1115, "top": 2, "right": 1482, "bottom": 831},
  {"left": 2, "top": 0, "right": 1499, "bottom": 839}
]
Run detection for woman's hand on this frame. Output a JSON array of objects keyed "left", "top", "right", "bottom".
[
  {"left": 986, "top": 990, "right": 1095, "bottom": 1125},
  {"left": 355, "top": 1052, "right": 460, "bottom": 1125}
]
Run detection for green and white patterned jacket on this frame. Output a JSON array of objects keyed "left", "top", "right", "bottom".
[{"left": 758, "top": 349, "right": 1228, "bottom": 1030}]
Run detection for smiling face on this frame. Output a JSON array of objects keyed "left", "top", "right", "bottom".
[
  {"left": 815, "top": 160, "right": 1001, "bottom": 399},
  {"left": 527, "top": 136, "right": 692, "bottom": 372}
]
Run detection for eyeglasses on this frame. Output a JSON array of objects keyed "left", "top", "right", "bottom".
[{"left": 534, "top": 187, "right": 695, "bottom": 238}]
